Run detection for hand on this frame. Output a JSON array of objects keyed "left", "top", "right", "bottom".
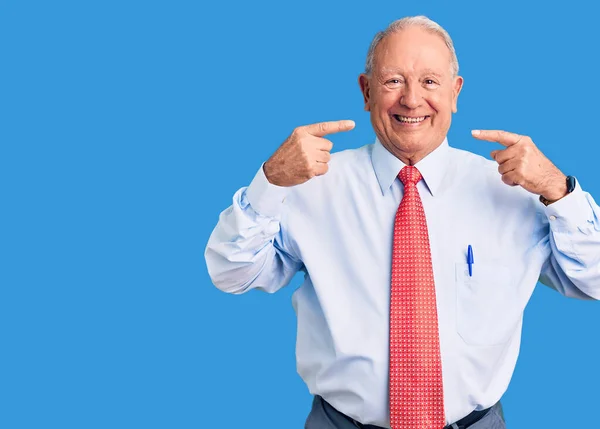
[
  {"left": 264, "top": 120, "right": 355, "bottom": 187},
  {"left": 471, "top": 129, "right": 568, "bottom": 201}
]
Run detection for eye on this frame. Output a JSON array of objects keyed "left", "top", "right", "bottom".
[
  {"left": 424, "top": 79, "right": 439, "bottom": 87},
  {"left": 385, "top": 78, "right": 403, "bottom": 87}
]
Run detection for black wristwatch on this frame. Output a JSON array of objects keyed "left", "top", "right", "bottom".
[{"left": 539, "top": 175, "right": 576, "bottom": 206}]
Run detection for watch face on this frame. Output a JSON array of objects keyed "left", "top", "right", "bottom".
[{"left": 567, "top": 176, "right": 576, "bottom": 193}]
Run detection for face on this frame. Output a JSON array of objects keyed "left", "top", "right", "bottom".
[{"left": 359, "top": 26, "right": 463, "bottom": 164}]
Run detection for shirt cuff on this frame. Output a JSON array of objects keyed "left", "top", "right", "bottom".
[
  {"left": 543, "top": 180, "right": 594, "bottom": 230},
  {"left": 245, "top": 162, "right": 290, "bottom": 218}
]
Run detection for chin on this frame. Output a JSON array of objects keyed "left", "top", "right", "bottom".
[{"left": 394, "top": 133, "right": 428, "bottom": 148}]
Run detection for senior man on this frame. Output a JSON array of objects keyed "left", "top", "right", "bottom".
[{"left": 205, "top": 16, "right": 600, "bottom": 429}]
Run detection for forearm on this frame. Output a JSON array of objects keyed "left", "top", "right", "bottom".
[
  {"left": 540, "top": 181, "right": 600, "bottom": 299},
  {"left": 205, "top": 164, "right": 301, "bottom": 294}
]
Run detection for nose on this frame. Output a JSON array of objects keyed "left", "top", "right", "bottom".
[{"left": 400, "top": 83, "right": 421, "bottom": 109}]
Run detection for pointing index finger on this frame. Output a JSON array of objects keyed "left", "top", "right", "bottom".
[
  {"left": 304, "top": 120, "right": 355, "bottom": 137},
  {"left": 471, "top": 129, "right": 523, "bottom": 147}
]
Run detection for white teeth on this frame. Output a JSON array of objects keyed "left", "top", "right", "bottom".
[{"left": 395, "top": 115, "right": 426, "bottom": 123}]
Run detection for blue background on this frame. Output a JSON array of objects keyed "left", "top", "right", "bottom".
[{"left": 2, "top": 1, "right": 599, "bottom": 428}]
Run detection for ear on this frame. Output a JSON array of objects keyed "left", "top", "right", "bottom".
[
  {"left": 358, "top": 74, "right": 371, "bottom": 111},
  {"left": 451, "top": 75, "right": 464, "bottom": 113}
]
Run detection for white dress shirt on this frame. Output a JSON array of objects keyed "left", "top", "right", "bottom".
[{"left": 205, "top": 137, "right": 600, "bottom": 427}]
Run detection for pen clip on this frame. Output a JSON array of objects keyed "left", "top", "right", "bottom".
[{"left": 467, "top": 245, "right": 474, "bottom": 277}]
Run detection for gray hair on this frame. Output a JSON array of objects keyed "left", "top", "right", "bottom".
[{"left": 364, "top": 15, "right": 459, "bottom": 77}]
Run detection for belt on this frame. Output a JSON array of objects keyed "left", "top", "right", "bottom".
[
  {"left": 442, "top": 406, "right": 492, "bottom": 429},
  {"left": 348, "top": 405, "right": 493, "bottom": 429}
]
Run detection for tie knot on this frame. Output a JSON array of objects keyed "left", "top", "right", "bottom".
[{"left": 398, "top": 165, "right": 422, "bottom": 185}]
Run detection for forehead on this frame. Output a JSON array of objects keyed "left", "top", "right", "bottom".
[{"left": 373, "top": 26, "right": 452, "bottom": 76}]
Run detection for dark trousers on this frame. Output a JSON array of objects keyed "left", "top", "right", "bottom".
[{"left": 305, "top": 395, "right": 507, "bottom": 429}]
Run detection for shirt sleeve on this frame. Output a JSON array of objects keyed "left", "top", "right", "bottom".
[
  {"left": 538, "top": 180, "right": 600, "bottom": 300},
  {"left": 204, "top": 163, "right": 303, "bottom": 294}
]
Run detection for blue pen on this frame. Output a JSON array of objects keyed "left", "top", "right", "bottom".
[{"left": 467, "top": 245, "right": 474, "bottom": 276}]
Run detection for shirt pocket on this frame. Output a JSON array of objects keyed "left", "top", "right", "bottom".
[{"left": 455, "top": 262, "right": 517, "bottom": 346}]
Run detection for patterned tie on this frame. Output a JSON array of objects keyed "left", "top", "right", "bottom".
[{"left": 389, "top": 166, "right": 445, "bottom": 429}]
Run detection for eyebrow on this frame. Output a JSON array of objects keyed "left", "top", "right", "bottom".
[
  {"left": 378, "top": 67, "right": 444, "bottom": 78},
  {"left": 421, "top": 69, "right": 443, "bottom": 78}
]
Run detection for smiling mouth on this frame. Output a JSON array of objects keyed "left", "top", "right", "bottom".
[{"left": 393, "top": 115, "right": 429, "bottom": 124}]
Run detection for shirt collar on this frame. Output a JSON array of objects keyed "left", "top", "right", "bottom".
[{"left": 371, "top": 136, "right": 451, "bottom": 197}]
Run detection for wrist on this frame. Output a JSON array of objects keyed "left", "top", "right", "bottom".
[
  {"left": 540, "top": 175, "right": 576, "bottom": 206},
  {"left": 541, "top": 179, "right": 568, "bottom": 202},
  {"left": 263, "top": 160, "right": 275, "bottom": 185}
]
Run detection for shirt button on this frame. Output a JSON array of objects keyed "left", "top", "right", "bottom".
[{"left": 549, "top": 215, "right": 557, "bottom": 221}]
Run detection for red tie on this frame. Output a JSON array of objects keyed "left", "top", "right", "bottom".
[{"left": 389, "top": 166, "right": 445, "bottom": 429}]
